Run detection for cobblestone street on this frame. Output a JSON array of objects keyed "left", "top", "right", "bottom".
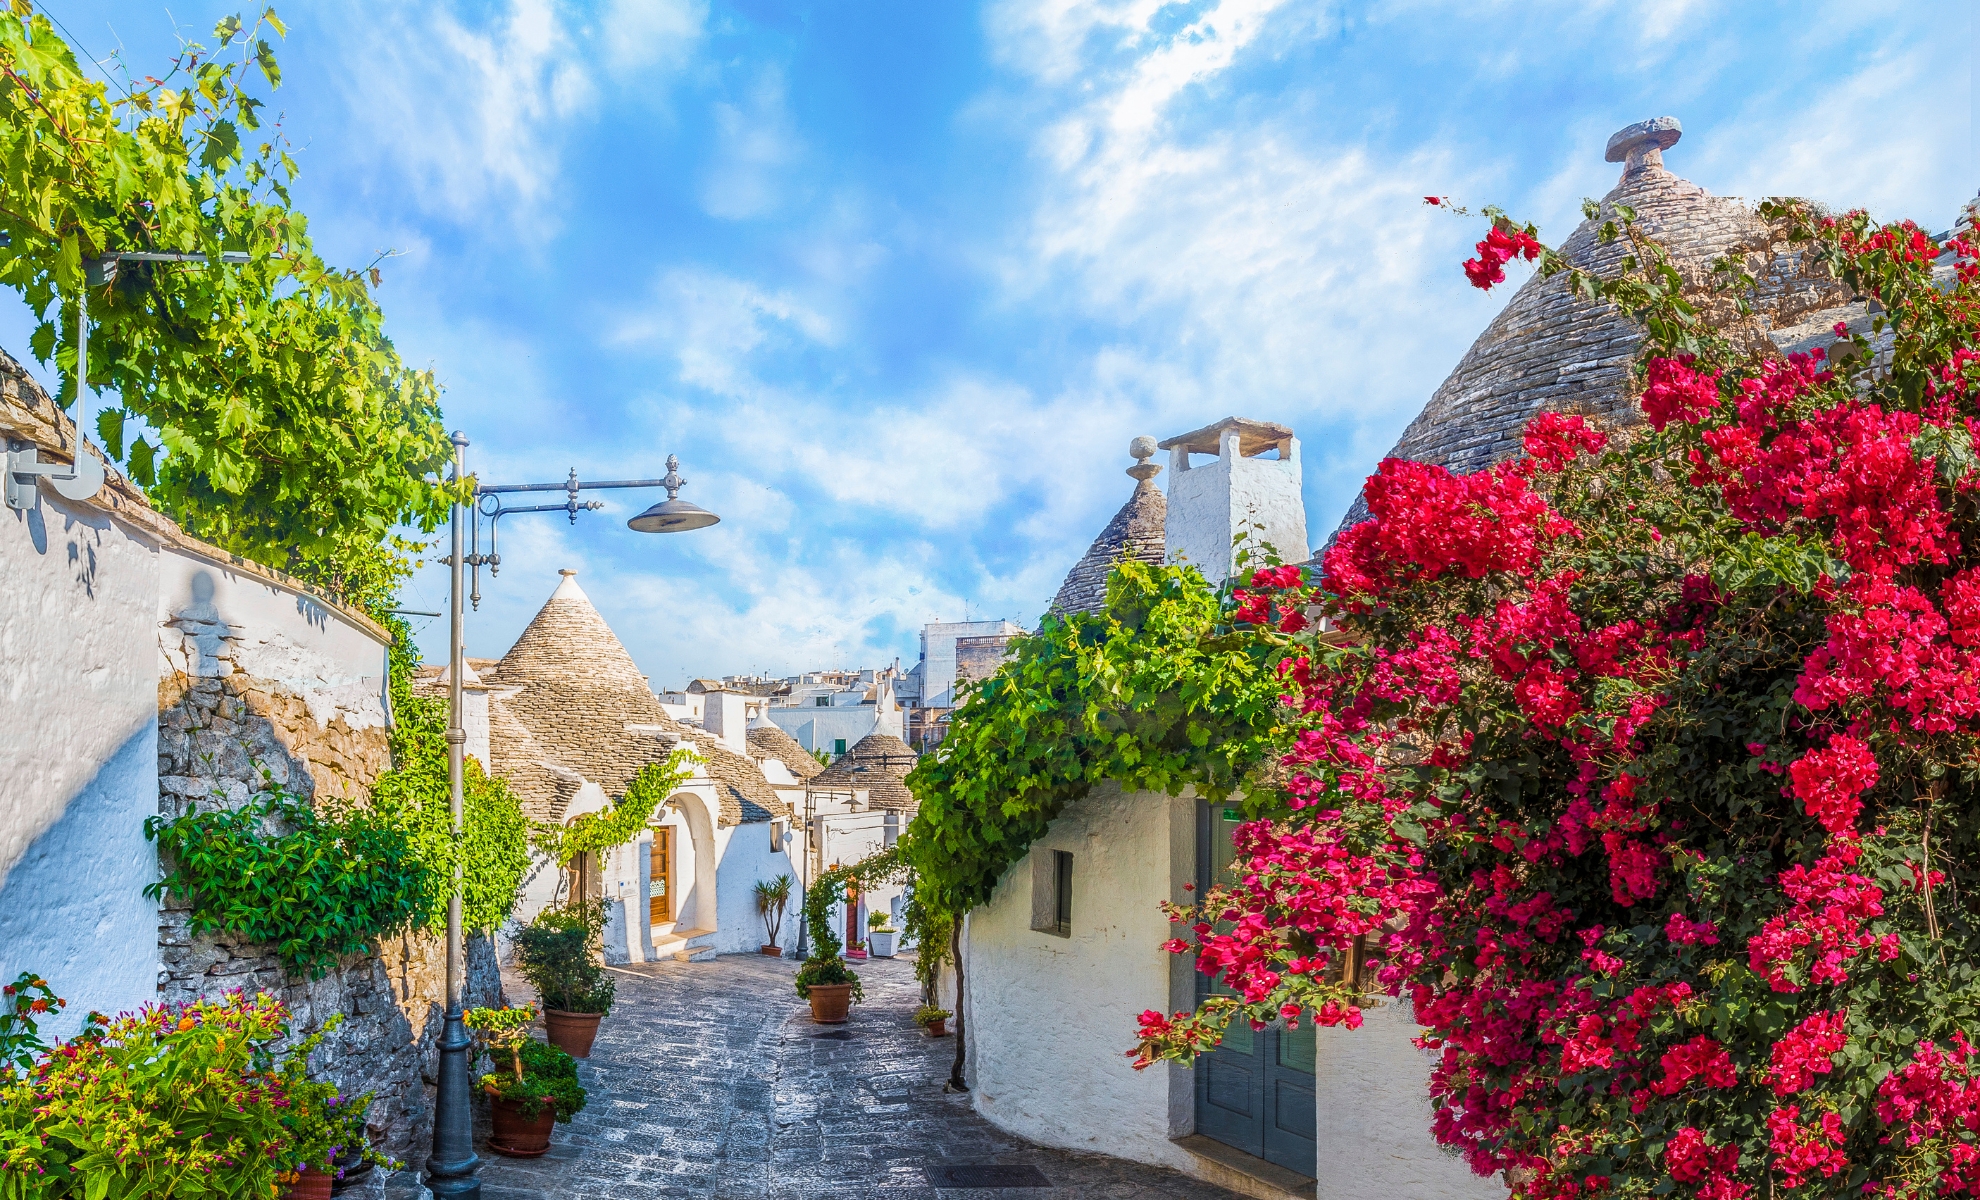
[{"left": 394, "top": 952, "right": 1241, "bottom": 1199}]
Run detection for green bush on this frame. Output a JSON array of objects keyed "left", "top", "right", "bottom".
[
  {"left": 512, "top": 904, "right": 615, "bottom": 1015},
  {"left": 0, "top": 984, "right": 364, "bottom": 1197},
  {"left": 466, "top": 1007, "right": 586, "bottom": 1124}
]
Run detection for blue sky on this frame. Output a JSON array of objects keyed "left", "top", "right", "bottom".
[{"left": 11, "top": 0, "right": 1975, "bottom": 686}]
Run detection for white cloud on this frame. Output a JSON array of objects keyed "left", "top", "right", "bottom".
[
  {"left": 699, "top": 69, "right": 802, "bottom": 220},
  {"left": 600, "top": 0, "right": 707, "bottom": 77},
  {"left": 329, "top": 0, "right": 706, "bottom": 229}
]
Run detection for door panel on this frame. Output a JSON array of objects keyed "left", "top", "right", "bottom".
[
  {"left": 1194, "top": 803, "right": 1318, "bottom": 1178},
  {"left": 647, "top": 829, "right": 672, "bottom": 924}
]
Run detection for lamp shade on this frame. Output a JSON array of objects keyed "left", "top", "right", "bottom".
[{"left": 628, "top": 497, "right": 720, "bottom": 533}]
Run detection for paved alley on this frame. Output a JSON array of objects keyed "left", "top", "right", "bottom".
[{"left": 412, "top": 952, "right": 1242, "bottom": 1199}]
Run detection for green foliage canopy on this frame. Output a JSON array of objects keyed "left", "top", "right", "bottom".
[
  {"left": 902, "top": 558, "right": 1289, "bottom": 915},
  {"left": 0, "top": 8, "right": 457, "bottom": 598}
]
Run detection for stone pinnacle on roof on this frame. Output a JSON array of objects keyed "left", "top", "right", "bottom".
[
  {"left": 1047, "top": 436, "right": 1168, "bottom": 618},
  {"left": 1605, "top": 116, "right": 1681, "bottom": 177}
]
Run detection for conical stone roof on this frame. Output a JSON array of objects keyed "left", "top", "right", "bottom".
[
  {"left": 812, "top": 732, "right": 919, "bottom": 811},
  {"left": 1335, "top": 117, "right": 1856, "bottom": 533},
  {"left": 1049, "top": 442, "right": 1168, "bottom": 618},
  {"left": 481, "top": 570, "right": 785, "bottom": 827},
  {"left": 747, "top": 720, "right": 825, "bottom": 781}
]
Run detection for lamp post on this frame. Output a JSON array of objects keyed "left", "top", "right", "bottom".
[{"left": 425, "top": 434, "right": 719, "bottom": 1200}]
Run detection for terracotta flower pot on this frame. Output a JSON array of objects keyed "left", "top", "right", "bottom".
[
  {"left": 760, "top": 944, "right": 783, "bottom": 957},
  {"left": 806, "top": 982, "right": 853, "bottom": 1024},
  {"left": 486, "top": 1093, "right": 557, "bottom": 1158},
  {"left": 924, "top": 1017, "right": 948, "bottom": 1037},
  {"left": 283, "top": 1166, "right": 334, "bottom": 1200},
  {"left": 543, "top": 1008, "right": 602, "bottom": 1058}
]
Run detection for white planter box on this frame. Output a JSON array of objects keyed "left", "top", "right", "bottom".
[{"left": 868, "top": 930, "right": 899, "bottom": 958}]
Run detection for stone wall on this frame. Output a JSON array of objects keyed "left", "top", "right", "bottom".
[{"left": 156, "top": 641, "right": 503, "bottom": 1169}]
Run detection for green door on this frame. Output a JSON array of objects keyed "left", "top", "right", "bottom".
[{"left": 1194, "top": 802, "right": 1317, "bottom": 1176}]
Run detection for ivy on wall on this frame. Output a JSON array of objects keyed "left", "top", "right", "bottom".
[
  {"left": 902, "top": 558, "right": 1290, "bottom": 916},
  {"left": 368, "top": 622, "right": 530, "bottom": 935},
  {"left": 529, "top": 751, "right": 698, "bottom": 869},
  {"left": 144, "top": 787, "right": 435, "bottom": 977}
]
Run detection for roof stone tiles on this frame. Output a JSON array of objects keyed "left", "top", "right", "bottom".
[
  {"left": 1334, "top": 118, "right": 1856, "bottom": 534},
  {"left": 747, "top": 723, "right": 825, "bottom": 781},
  {"left": 1048, "top": 473, "right": 1167, "bottom": 618},
  {"left": 478, "top": 571, "right": 786, "bottom": 827},
  {"left": 811, "top": 732, "right": 920, "bottom": 812}
]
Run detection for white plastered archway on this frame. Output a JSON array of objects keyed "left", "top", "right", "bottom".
[{"left": 663, "top": 789, "right": 720, "bottom": 935}]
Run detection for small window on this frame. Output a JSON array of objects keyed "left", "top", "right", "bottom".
[
  {"left": 884, "top": 810, "right": 899, "bottom": 848},
  {"left": 833, "top": 738, "right": 847, "bottom": 756},
  {"left": 816, "top": 696, "right": 832, "bottom": 707},
  {"left": 1030, "top": 849, "right": 1073, "bottom": 937}
]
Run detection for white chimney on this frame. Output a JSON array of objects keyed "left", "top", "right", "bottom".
[
  {"left": 1160, "top": 416, "right": 1308, "bottom": 587},
  {"left": 701, "top": 688, "right": 750, "bottom": 754}
]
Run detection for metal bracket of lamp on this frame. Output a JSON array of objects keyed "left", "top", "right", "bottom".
[{"left": 6, "top": 248, "right": 249, "bottom": 513}]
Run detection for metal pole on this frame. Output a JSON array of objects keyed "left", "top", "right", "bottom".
[{"left": 427, "top": 431, "right": 480, "bottom": 1198}]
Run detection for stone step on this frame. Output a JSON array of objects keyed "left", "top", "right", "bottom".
[{"left": 654, "top": 926, "right": 718, "bottom": 962}]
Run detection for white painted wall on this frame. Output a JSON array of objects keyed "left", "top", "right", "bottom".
[
  {"left": 1313, "top": 997, "right": 1499, "bottom": 1199},
  {"left": 963, "top": 783, "right": 1199, "bottom": 1174},
  {"left": 0, "top": 492, "right": 161, "bottom": 1038},
  {"left": 1165, "top": 428, "right": 1308, "bottom": 586},
  {"left": 155, "top": 545, "right": 388, "bottom": 734},
  {"left": 713, "top": 821, "right": 798, "bottom": 954}
]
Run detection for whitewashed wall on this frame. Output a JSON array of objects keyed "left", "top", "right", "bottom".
[
  {"left": 963, "top": 783, "right": 1498, "bottom": 1200},
  {"left": 713, "top": 822, "right": 798, "bottom": 954},
  {"left": 963, "top": 783, "right": 1199, "bottom": 1175},
  {"left": 0, "top": 491, "right": 162, "bottom": 1037}
]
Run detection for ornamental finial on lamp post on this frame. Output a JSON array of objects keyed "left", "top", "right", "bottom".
[{"left": 1605, "top": 116, "right": 1682, "bottom": 181}]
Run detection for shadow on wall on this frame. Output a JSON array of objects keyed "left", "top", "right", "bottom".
[{"left": 0, "top": 719, "right": 159, "bottom": 1040}]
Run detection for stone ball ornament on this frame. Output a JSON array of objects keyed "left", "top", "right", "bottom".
[{"left": 1129, "top": 435, "right": 1158, "bottom": 461}]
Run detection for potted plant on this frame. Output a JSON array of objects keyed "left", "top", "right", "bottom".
[
  {"left": 512, "top": 902, "right": 615, "bottom": 1058},
  {"left": 867, "top": 911, "right": 898, "bottom": 958},
  {"left": 467, "top": 1006, "right": 586, "bottom": 1157},
  {"left": 754, "top": 875, "right": 792, "bottom": 956},
  {"left": 845, "top": 937, "right": 868, "bottom": 961},
  {"left": 795, "top": 872, "right": 865, "bottom": 1023},
  {"left": 279, "top": 1087, "right": 400, "bottom": 1199},
  {"left": 794, "top": 956, "right": 863, "bottom": 1024},
  {"left": 913, "top": 1005, "right": 952, "bottom": 1037}
]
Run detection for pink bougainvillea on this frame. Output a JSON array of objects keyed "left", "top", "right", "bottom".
[{"left": 1134, "top": 205, "right": 1980, "bottom": 1197}]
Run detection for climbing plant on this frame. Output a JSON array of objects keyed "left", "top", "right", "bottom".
[
  {"left": 902, "top": 557, "right": 1290, "bottom": 916},
  {"left": 367, "top": 620, "right": 531, "bottom": 935},
  {"left": 0, "top": 9, "right": 458, "bottom": 602},
  {"left": 528, "top": 751, "right": 698, "bottom": 870},
  {"left": 144, "top": 785, "right": 435, "bottom": 977},
  {"left": 795, "top": 845, "right": 912, "bottom": 1002}
]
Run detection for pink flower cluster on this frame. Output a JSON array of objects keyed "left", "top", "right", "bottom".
[
  {"left": 1464, "top": 222, "right": 1542, "bottom": 290},
  {"left": 1665, "top": 1127, "right": 1749, "bottom": 1199},
  {"left": 1746, "top": 836, "right": 1898, "bottom": 993}
]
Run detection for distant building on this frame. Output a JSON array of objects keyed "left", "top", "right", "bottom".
[{"left": 899, "top": 619, "right": 1026, "bottom": 747}]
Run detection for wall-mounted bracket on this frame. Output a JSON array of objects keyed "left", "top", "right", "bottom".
[{"left": 6, "top": 441, "right": 105, "bottom": 511}]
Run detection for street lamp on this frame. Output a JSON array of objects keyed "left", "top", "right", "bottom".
[{"left": 425, "top": 433, "right": 719, "bottom": 1200}]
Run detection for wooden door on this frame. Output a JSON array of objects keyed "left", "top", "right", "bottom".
[
  {"left": 1194, "top": 802, "right": 1317, "bottom": 1176},
  {"left": 647, "top": 828, "right": 672, "bottom": 925}
]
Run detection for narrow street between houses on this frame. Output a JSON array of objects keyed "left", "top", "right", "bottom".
[{"left": 390, "top": 954, "right": 1243, "bottom": 1200}]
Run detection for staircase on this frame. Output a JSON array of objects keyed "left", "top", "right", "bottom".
[{"left": 653, "top": 927, "right": 718, "bottom": 962}]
